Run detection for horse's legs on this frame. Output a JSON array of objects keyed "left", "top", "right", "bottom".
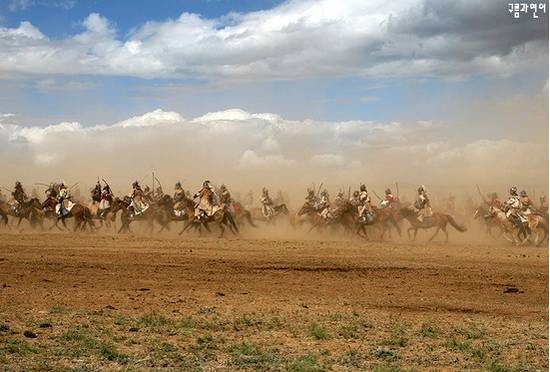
[
  {"left": 407, "top": 227, "right": 414, "bottom": 241},
  {"left": 413, "top": 228, "right": 418, "bottom": 241},
  {"left": 428, "top": 227, "right": 440, "bottom": 242}
]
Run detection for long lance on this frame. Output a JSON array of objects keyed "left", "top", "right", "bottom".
[
  {"left": 371, "top": 189, "right": 382, "bottom": 201},
  {"left": 395, "top": 182, "right": 400, "bottom": 197},
  {"left": 317, "top": 182, "right": 323, "bottom": 196},
  {"left": 154, "top": 175, "right": 163, "bottom": 194},
  {"left": 475, "top": 184, "right": 484, "bottom": 201},
  {"left": 347, "top": 186, "right": 351, "bottom": 200},
  {"left": 34, "top": 182, "right": 50, "bottom": 187},
  {"left": 69, "top": 182, "right": 79, "bottom": 191}
]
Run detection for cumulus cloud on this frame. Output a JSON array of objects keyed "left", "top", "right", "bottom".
[
  {"left": 0, "top": 108, "right": 546, "bottom": 198},
  {"left": 0, "top": 0, "right": 546, "bottom": 81}
]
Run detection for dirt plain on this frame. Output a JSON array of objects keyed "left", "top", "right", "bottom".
[{"left": 0, "top": 228, "right": 547, "bottom": 371}]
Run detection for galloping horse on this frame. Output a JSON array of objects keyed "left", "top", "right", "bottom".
[
  {"left": 399, "top": 207, "right": 466, "bottom": 242},
  {"left": 178, "top": 189, "right": 238, "bottom": 237},
  {"left": 41, "top": 198, "right": 95, "bottom": 232},
  {"left": 252, "top": 204, "right": 289, "bottom": 224}
]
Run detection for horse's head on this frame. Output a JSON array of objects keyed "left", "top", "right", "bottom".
[{"left": 297, "top": 203, "right": 313, "bottom": 216}]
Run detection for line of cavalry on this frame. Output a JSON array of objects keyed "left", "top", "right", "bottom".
[{"left": 0, "top": 178, "right": 547, "bottom": 246}]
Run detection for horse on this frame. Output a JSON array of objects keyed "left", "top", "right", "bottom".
[
  {"left": 41, "top": 197, "right": 95, "bottom": 232},
  {"left": 117, "top": 196, "right": 159, "bottom": 234},
  {"left": 0, "top": 198, "right": 43, "bottom": 229},
  {"left": 355, "top": 205, "right": 402, "bottom": 240},
  {"left": 252, "top": 204, "right": 289, "bottom": 224},
  {"left": 399, "top": 207, "right": 467, "bottom": 243},
  {"left": 154, "top": 194, "right": 193, "bottom": 233},
  {"left": 179, "top": 205, "right": 239, "bottom": 238},
  {"left": 232, "top": 201, "right": 257, "bottom": 228}
]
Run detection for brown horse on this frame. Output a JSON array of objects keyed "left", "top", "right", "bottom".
[
  {"left": 355, "top": 206, "right": 402, "bottom": 240},
  {"left": 154, "top": 194, "right": 193, "bottom": 233},
  {"left": 399, "top": 207, "right": 466, "bottom": 242},
  {"left": 42, "top": 198, "right": 95, "bottom": 232},
  {"left": 232, "top": 202, "right": 257, "bottom": 228},
  {"left": 179, "top": 205, "right": 239, "bottom": 238},
  {"left": 0, "top": 198, "right": 43, "bottom": 229}
]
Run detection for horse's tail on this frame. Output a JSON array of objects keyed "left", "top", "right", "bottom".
[
  {"left": 244, "top": 211, "right": 258, "bottom": 228},
  {"left": 0, "top": 209, "right": 8, "bottom": 226},
  {"left": 447, "top": 215, "right": 467, "bottom": 232}
]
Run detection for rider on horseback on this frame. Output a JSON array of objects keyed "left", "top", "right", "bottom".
[
  {"left": 358, "top": 184, "right": 374, "bottom": 222},
  {"left": 503, "top": 186, "right": 524, "bottom": 228},
  {"left": 130, "top": 181, "right": 148, "bottom": 217},
  {"left": 319, "top": 189, "right": 333, "bottom": 221},
  {"left": 57, "top": 183, "right": 72, "bottom": 216},
  {"left": 305, "top": 188, "right": 319, "bottom": 208},
  {"left": 91, "top": 181, "right": 102, "bottom": 203},
  {"left": 98, "top": 183, "right": 113, "bottom": 218},
  {"left": 414, "top": 185, "right": 432, "bottom": 222},
  {"left": 219, "top": 184, "right": 233, "bottom": 213},
  {"left": 261, "top": 187, "right": 274, "bottom": 219},
  {"left": 334, "top": 191, "right": 346, "bottom": 208},
  {"left": 193, "top": 180, "right": 215, "bottom": 221},
  {"left": 11, "top": 181, "right": 28, "bottom": 215},
  {"left": 380, "top": 188, "right": 396, "bottom": 208}
]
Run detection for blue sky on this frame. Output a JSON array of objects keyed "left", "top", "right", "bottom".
[
  {"left": 0, "top": 0, "right": 546, "bottom": 129},
  {"left": 0, "top": 0, "right": 547, "bottom": 189}
]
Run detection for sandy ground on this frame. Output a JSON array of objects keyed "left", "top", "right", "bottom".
[{"left": 0, "top": 231, "right": 547, "bottom": 371}]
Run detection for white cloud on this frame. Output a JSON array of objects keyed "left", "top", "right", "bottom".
[
  {"left": 0, "top": 0, "right": 545, "bottom": 80},
  {"left": 0, "top": 108, "right": 545, "bottom": 192},
  {"left": 238, "top": 150, "right": 294, "bottom": 169},
  {"left": 310, "top": 153, "right": 345, "bottom": 167}
]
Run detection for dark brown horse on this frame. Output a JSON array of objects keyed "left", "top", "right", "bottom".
[
  {"left": 42, "top": 198, "right": 95, "bottom": 232},
  {"left": 232, "top": 201, "right": 257, "bottom": 228},
  {"left": 0, "top": 198, "right": 43, "bottom": 229},
  {"left": 179, "top": 204, "right": 239, "bottom": 238},
  {"left": 399, "top": 207, "right": 466, "bottom": 242}
]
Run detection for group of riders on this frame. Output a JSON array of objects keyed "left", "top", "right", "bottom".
[
  {"left": 482, "top": 186, "right": 547, "bottom": 231},
  {"left": 1, "top": 179, "right": 546, "bottom": 235}
]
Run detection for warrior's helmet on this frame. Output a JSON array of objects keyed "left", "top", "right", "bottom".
[
  {"left": 262, "top": 187, "right": 268, "bottom": 195},
  {"left": 307, "top": 188, "right": 314, "bottom": 196},
  {"left": 510, "top": 186, "right": 518, "bottom": 196},
  {"left": 15, "top": 181, "right": 21, "bottom": 188},
  {"left": 385, "top": 188, "right": 392, "bottom": 195},
  {"left": 220, "top": 184, "right": 227, "bottom": 191},
  {"left": 418, "top": 185, "right": 426, "bottom": 194},
  {"left": 175, "top": 182, "right": 181, "bottom": 188},
  {"left": 321, "top": 189, "right": 328, "bottom": 197},
  {"left": 132, "top": 181, "right": 139, "bottom": 188},
  {"left": 360, "top": 184, "right": 366, "bottom": 192},
  {"left": 203, "top": 180, "right": 211, "bottom": 188}
]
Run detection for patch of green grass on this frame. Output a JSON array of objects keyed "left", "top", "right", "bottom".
[
  {"left": 453, "top": 323, "right": 485, "bottom": 340},
  {"left": 286, "top": 354, "right": 326, "bottom": 372},
  {"left": 373, "top": 347, "right": 399, "bottom": 362},
  {"left": 445, "top": 338, "right": 472, "bottom": 352},
  {"left": 189, "top": 333, "right": 218, "bottom": 362},
  {"left": 483, "top": 359, "right": 512, "bottom": 372},
  {"left": 228, "top": 342, "right": 284, "bottom": 369},
  {"left": 48, "top": 304, "right": 70, "bottom": 314},
  {"left": 308, "top": 323, "right": 329, "bottom": 340},
  {"left": 337, "top": 350, "right": 366, "bottom": 369},
  {"left": 0, "top": 338, "right": 40, "bottom": 355},
  {"left": 339, "top": 323, "right": 361, "bottom": 339},
  {"left": 138, "top": 312, "right": 170, "bottom": 328},
  {"left": 382, "top": 336, "right": 407, "bottom": 347},
  {"left": 372, "top": 364, "right": 403, "bottom": 372},
  {"left": 419, "top": 323, "right": 439, "bottom": 338},
  {"left": 99, "top": 343, "right": 131, "bottom": 363}
]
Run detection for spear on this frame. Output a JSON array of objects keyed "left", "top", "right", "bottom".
[
  {"left": 475, "top": 184, "right": 484, "bottom": 201},
  {"left": 317, "top": 182, "right": 323, "bottom": 196},
  {"left": 69, "top": 182, "right": 79, "bottom": 191},
  {"left": 395, "top": 182, "right": 399, "bottom": 197},
  {"left": 371, "top": 189, "right": 382, "bottom": 201}
]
